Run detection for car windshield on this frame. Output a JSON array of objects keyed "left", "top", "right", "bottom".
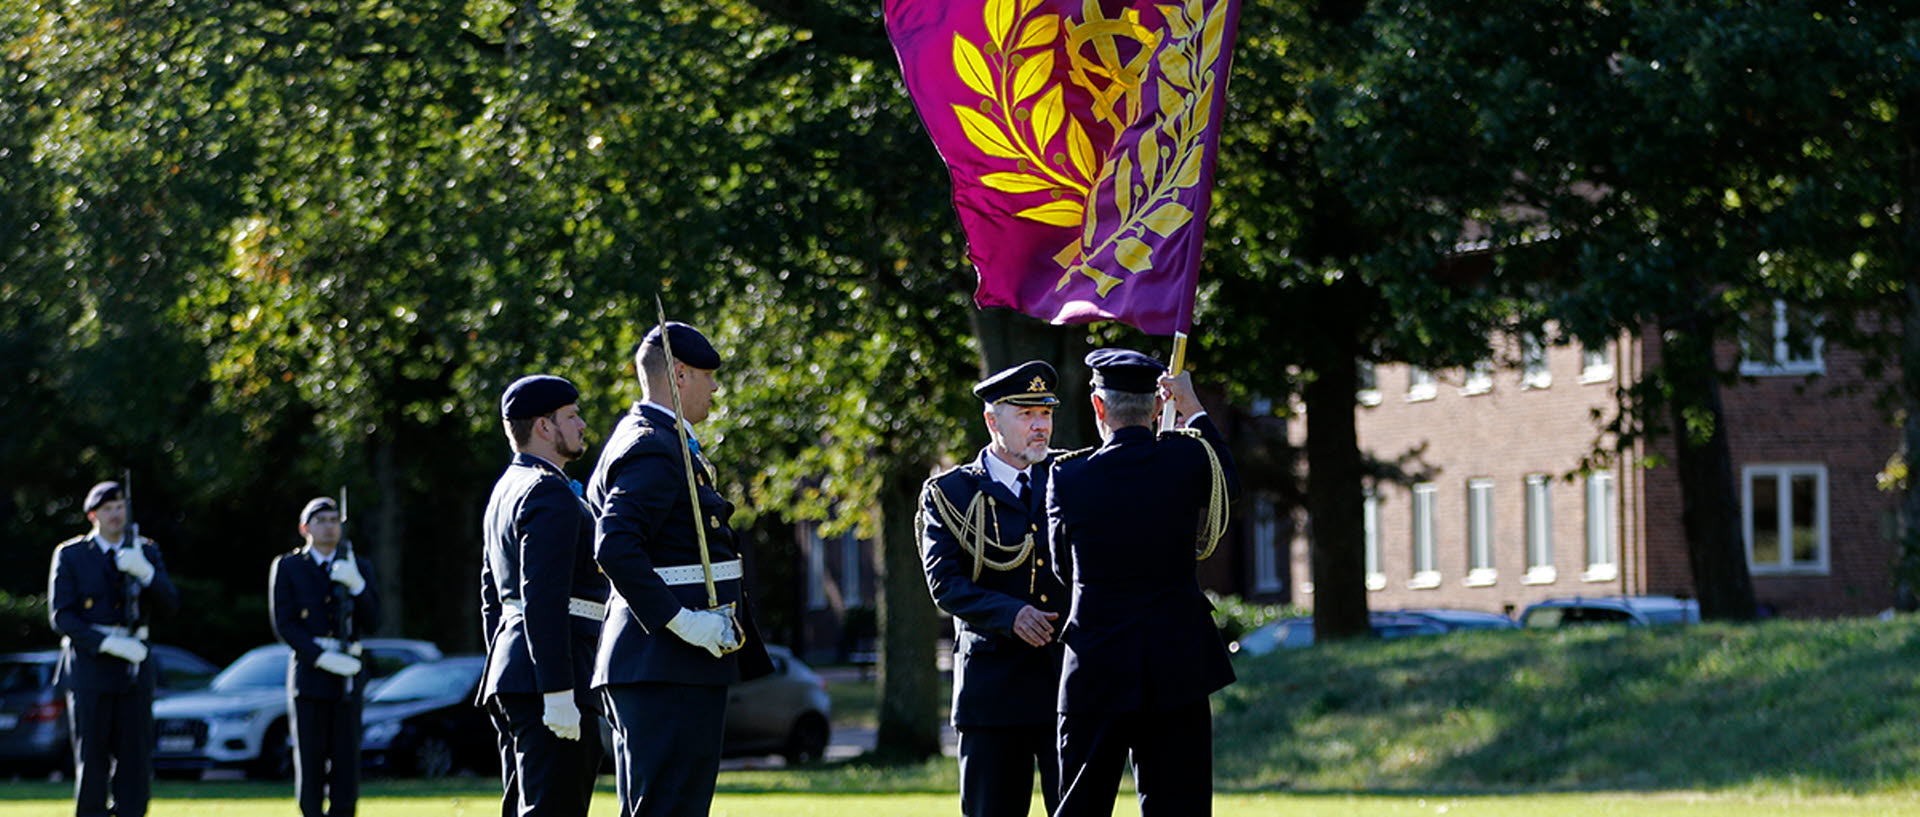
[
  {"left": 0, "top": 660, "right": 52, "bottom": 694},
  {"left": 371, "top": 661, "right": 478, "bottom": 703},
  {"left": 210, "top": 649, "right": 288, "bottom": 692}
]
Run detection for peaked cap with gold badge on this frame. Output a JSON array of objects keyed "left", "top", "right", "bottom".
[{"left": 971, "top": 360, "right": 1059, "bottom": 407}]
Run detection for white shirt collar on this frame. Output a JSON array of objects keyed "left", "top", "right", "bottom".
[
  {"left": 306, "top": 545, "right": 338, "bottom": 566},
  {"left": 90, "top": 531, "right": 126, "bottom": 552},
  {"left": 641, "top": 401, "right": 700, "bottom": 441},
  {"left": 981, "top": 449, "right": 1031, "bottom": 496}
]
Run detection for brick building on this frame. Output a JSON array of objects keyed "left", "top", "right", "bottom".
[{"left": 1266, "top": 310, "right": 1901, "bottom": 618}]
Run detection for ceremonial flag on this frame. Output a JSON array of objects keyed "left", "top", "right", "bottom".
[{"left": 886, "top": 0, "right": 1241, "bottom": 336}]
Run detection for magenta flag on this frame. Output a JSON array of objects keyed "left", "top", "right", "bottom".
[{"left": 886, "top": 0, "right": 1241, "bottom": 335}]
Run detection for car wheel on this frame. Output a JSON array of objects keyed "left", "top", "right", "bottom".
[
  {"left": 247, "top": 721, "right": 293, "bottom": 780},
  {"left": 409, "top": 733, "right": 454, "bottom": 779},
  {"left": 781, "top": 713, "right": 830, "bottom": 766}
]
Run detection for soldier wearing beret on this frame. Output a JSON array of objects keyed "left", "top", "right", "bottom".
[
  {"left": 48, "top": 480, "right": 179, "bottom": 817},
  {"left": 270, "top": 496, "right": 381, "bottom": 817},
  {"left": 918, "top": 360, "right": 1069, "bottom": 817},
  {"left": 479, "top": 374, "right": 609, "bottom": 817},
  {"left": 1047, "top": 349, "right": 1240, "bottom": 817},
  {"left": 587, "top": 321, "right": 772, "bottom": 817}
]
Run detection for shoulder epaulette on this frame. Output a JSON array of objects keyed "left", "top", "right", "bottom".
[
  {"left": 1158, "top": 427, "right": 1204, "bottom": 440},
  {"left": 1052, "top": 446, "right": 1096, "bottom": 462},
  {"left": 56, "top": 535, "right": 87, "bottom": 549}
]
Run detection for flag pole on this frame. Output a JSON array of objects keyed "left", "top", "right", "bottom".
[{"left": 1158, "top": 331, "right": 1189, "bottom": 431}]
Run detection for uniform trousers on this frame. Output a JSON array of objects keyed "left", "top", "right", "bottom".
[
  {"left": 67, "top": 687, "right": 152, "bottom": 817},
  {"left": 290, "top": 695, "right": 362, "bottom": 817},
  {"left": 601, "top": 683, "right": 727, "bottom": 817},
  {"left": 489, "top": 692, "right": 604, "bottom": 817},
  {"left": 1055, "top": 697, "right": 1214, "bottom": 817},
  {"left": 958, "top": 723, "right": 1060, "bottom": 817}
]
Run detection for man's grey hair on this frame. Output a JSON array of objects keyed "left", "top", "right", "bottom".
[{"left": 1095, "top": 388, "right": 1156, "bottom": 428}]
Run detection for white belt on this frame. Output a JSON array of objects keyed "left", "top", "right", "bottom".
[
  {"left": 654, "top": 559, "right": 742, "bottom": 586},
  {"left": 313, "top": 637, "right": 363, "bottom": 656},
  {"left": 502, "top": 597, "right": 610, "bottom": 622},
  {"left": 92, "top": 625, "right": 149, "bottom": 641}
]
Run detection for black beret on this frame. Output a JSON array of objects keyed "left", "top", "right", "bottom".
[
  {"left": 500, "top": 374, "right": 580, "bottom": 419},
  {"left": 300, "top": 497, "right": 339, "bottom": 525},
  {"left": 1085, "top": 348, "right": 1166, "bottom": 394},
  {"left": 973, "top": 361, "right": 1059, "bottom": 407},
  {"left": 643, "top": 321, "right": 722, "bottom": 370},
  {"left": 83, "top": 481, "right": 123, "bottom": 513}
]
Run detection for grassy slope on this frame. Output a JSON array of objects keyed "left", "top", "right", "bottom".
[{"left": 1214, "top": 615, "right": 1920, "bottom": 793}]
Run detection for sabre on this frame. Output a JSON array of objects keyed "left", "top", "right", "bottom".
[
  {"left": 653, "top": 296, "right": 743, "bottom": 653},
  {"left": 121, "top": 468, "right": 144, "bottom": 676},
  {"left": 334, "top": 485, "right": 358, "bottom": 694}
]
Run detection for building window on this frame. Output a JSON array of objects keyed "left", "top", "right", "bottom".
[
  {"left": 1580, "top": 342, "right": 1613, "bottom": 383},
  {"left": 1743, "top": 464, "right": 1829, "bottom": 574},
  {"left": 838, "top": 532, "right": 863, "bottom": 607},
  {"left": 1521, "top": 335, "right": 1552, "bottom": 389},
  {"left": 1466, "top": 478, "right": 1496, "bottom": 585},
  {"left": 1410, "top": 483, "right": 1439, "bottom": 588},
  {"left": 805, "top": 524, "right": 828, "bottom": 610},
  {"left": 1524, "top": 474, "right": 1556, "bottom": 584},
  {"left": 1407, "top": 366, "right": 1436, "bottom": 401},
  {"left": 1357, "top": 362, "right": 1381, "bottom": 406},
  {"left": 1584, "top": 470, "right": 1618, "bottom": 581},
  {"left": 1364, "top": 493, "right": 1384, "bottom": 590},
  {"left": 1462, "top": 360, "right": 1493, "bottom": 396},
  {"left": 1739, "top": 300, "right": 1824, "bottom": 376},
  {"left": 1253, "top": 498, "right": 1283, "bottom": 593}
]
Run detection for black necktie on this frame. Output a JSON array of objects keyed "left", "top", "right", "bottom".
[{"left": 1016, "top": 472, "right": 1032, "bottom": 507}]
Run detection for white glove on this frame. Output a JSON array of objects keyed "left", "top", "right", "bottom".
[
  {"left": 114, "top": 547, "right": 155, "bottom": 585},
  {"left": 99, "top": 635, "right": 149, "bottom": 664},
  {"left": 314, "top": 650, "right": 363, "bottom": 677},
  {"left": 328, "top": 557, "right": 366, "bottom": 595},
  {"left": 542, "top": 690, "right": 582, "bottom": 741},
  {"left": 665, "top": 608, "right": 733, "bottom": 659}
]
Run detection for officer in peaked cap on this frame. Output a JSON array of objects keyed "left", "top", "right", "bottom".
[
  {"left": 918, "top": 360, "right": 1069, "bottom": 817},
  {"left": 1046, "top": 348, "right": 1241, "bottom": 817},
  {"left": 588, "top": 321, "right": 772, "bottom": 817},
  {"left": 270, "top": 495, "right": 381, "bottom": 817},
  {"left": 479, "top": 374, "right": 609, "bottom": 816},
  {"left": 49, "top": 480, "right": 179, "bottom": 817}
]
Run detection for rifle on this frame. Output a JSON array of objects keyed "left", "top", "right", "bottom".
[
  {"left": 120, "top": 469, "right": 145, "bottom": 675},
  {"left": 333, "top": 485, "right": 358, "bottom": 694}
]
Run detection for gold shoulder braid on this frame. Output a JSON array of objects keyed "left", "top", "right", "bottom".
[
  {"left": 1163, "top": 428, "right": 1230, "bottom": 561},
  {"left": 926, "top": 475, "right": 1035, "bottom": 579}
]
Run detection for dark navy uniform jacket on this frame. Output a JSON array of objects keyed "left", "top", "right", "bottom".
[
  {"left": 269, "top": 546, "right": 382, "bottom": 699},
  {"left": 588, "top": 403, "right": 771, "bottom": 688},
  {"left": 920, "top": 448, "right": 1066, "bottom": 728},
  {"left": 478, "top": 452, "right": 609, "bottom": 706},
  {"left": 48, "top": 535, "right": 180, "bottom": 692},
  {"left": 1045, "top": 415, "right": 1240, "bottom": 714}
]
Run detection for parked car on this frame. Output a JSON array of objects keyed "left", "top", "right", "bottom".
[
  {"left": 361, "top": 655, "right": 498, "bottom": 778},
  {"left": 1229, "top": 613, "right": 1450, "bottom": 657},
  {"left": 152, "top": 639, "right": 441, "bottom": 779},
  {"left": 0, "top": 645, "right": 218, "bottom": 776},
  {"left": 1518, "top": 595, "right": 1700, "bottom": 629},
  {"left": 595, "top": 645, "right": 832, "bottom": 766},
  {"left": 1393, "top": 608, "right": 1518, "bottom": 631}
]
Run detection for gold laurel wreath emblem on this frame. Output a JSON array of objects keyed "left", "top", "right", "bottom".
[{"left": 949, "top": 0, "right": 1226, "bottom": 298}]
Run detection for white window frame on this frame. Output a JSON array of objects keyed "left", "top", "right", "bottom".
[
  {"left": 1462, "top": 360, "right": 1493, "bottom": 396},
  {"left": 1407, "top": 366, "right": 1437, "bottom": 402},
  {"left": 1409, "top": 483, "right": 1439, "bottom": 588},
  {"left": 1357, "top": 362, "right": 1382, "bottom": 407},
  {"left": 1739, "top": 300, "right": 1825, "bottom": 376},
  {"left": 1580, "top": 343, "right": 1614, "bottom": 384},
  {"left": 1741, "top": 464, "right": 1830, "bottom": 575},
  {"left": 1583, "top": 470, "right": 1618, "bottom": 582},
  {"left": 1364, "top": 493, "right": 1384, "bottom": 590},
  {"left": 1466, "top": 478, "right": 1496, "bottom": 585},
  {"left": 839, "top": 531, "right": 864, "bottom": 607},
  {"left": 805, "top": 524, "right": 829, "bottom": 610},
  {"left": 1521, "top": 335, "right": 1552, "bottom": 389},
  {"left": 1253, "top": 498, "right": 1284, "bottom": 593},
  {"left": 1524, "top": 474, "right": 1556, "bottom": 584}
]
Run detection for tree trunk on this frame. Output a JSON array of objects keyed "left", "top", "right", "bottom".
[
  {"left": 371, "top": 440, "right": 405, "bottom": 637},
  {"left": 1657, "top": 313, "right": 1758, "bottom": 621},
  {"left": 1303, "top": 328, "right": 1370, "bottom": 640},
  {"left": 1901, "top": 265, "right": 1920, "bottom": 607},
  {"left": 971, "top": 308, "right": 1094, "bottom": 450},
  {"left": 871, "top": 461, "right": 941, "bottom": 761}
]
